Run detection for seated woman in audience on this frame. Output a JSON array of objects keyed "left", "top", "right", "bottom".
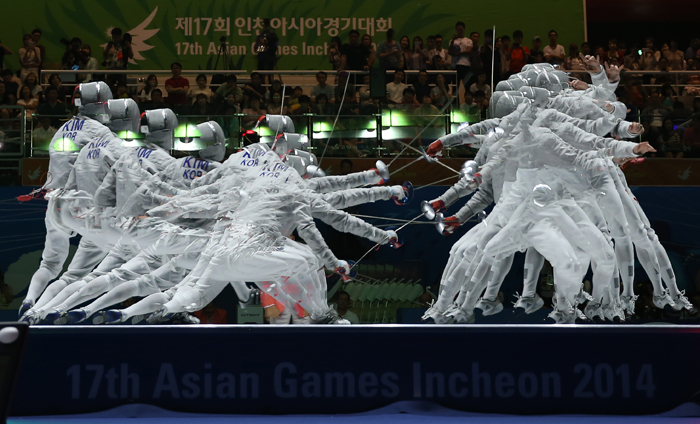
[
  {"left": 190, "top": 93, "right": 215, "bottom": 119},
  {"left": 138, "top": 74, "right": 158, "bottom": 103},
  {"left": 24, "top": 72, "right": 42, "bottom": 99},
  {"left": 187, "top": 74, "right": 213, "bottom": 105},
  {"left": 430, "top": 73, "right": 452, "bottom": 107},
  {"left": 658, "top": 117, "right": 685, "bottom": 158},
  {"left": 241, "top": 97, "right": 267, "bottom": 126},
  {"left": 16, "top": 85, "right": 38, "bottom": 119},
  {"left": 266, "top": 91, "right": 288, "bottom": 115},
  {"left": 47, "top": 74, "right": 68, "bottom": 103}
]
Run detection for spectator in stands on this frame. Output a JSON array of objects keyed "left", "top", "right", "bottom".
[
  {"left": 19, "top": 34, "right": 41, "bottom": 83},
  {"left": 340, "top": 30, "right": 371, "bottom": 71},
  {"left": 17, "top": 85, "right": 39, "bottom": 120},
  {"left": 290, "top": 95, "right": 312, "bottom": 116},
  {"left": 429, "top": 34, "right": 451, "bottom": 71},
  {"left": 218, "top": 92, "right": 241, "bottom": 115},
  {"left": 33, "top": 116, "right": 56, "bottom": 150},
  {"left": 394, "top": 87, "right": 419, "bottom": 111},
  {"left": 103, "top": 28, "right": 132, "bottom": 87},
  {"left": 399, "top": 35, "right": 411, "bottom": 70},
  {"left": 187, "top": 74, "right": 213, "bottom": 105},
  {"left": 334, "top": 72, "right": 356, "bottom": 103},
  {"left": 340, "top": 159, "right": 353, "bottom": 175},
  {"left": 254, "top": 18, "right": 278, "bottom": 80},
  {"left": 641, "top": 44, "right": 659, "bottom": 75},
  {"left": 61, "top": 37, "right": 86, "bottom": 71},
  {"left": 164, "top": 62, "right": 189, "bottom": 108},
  {"left": 682, "top": 115, "right": 700, "bottom": 150},
  {"left": 544, "top": 29, "right": 565, "bottom": 66},
  {"left": 377, "top": 29, "right": 401, "bottom": 70},
  {"left": 81, "top": 44, "right": 98, "bottom": 82},
  {"left": 450, "top": 22, "right": 474, "bottom": 87},
  {"left": 215, "top": 74, "right": 243, "bottom": 105},
  {"left": 386, "top": 69, "right": 408, "bottom": 104},
  {"left": 24, "top": 73, "right": 42, "bottom": 99},
  {"left": 654, "top": 57, "right": 672, "bottom": 85},
  {"left": 0, "top": 39, "right": 13, "bottom": 71},
  {"left": 623, "top": 77, "right": 647, "bottom": 109},
  {"left": 469, "top": 31, "right": 483, "bottom": 78},
  {"left": 288, "top": 85, "right": 303, "bottom": 107},
  {"left": 470, "top": 72, "right": 491, "bottom": 100},
  {"left": 312, "top": 93, "right": 332, "bottom": 115},
  {"left": 138, "top": 74, "right": 158, "bottom": 103},
  {"left": 1, "top": 70, "right": 19, "bottom": 99},
  {"left": 580, "top": 42, "right": 591, "bottom": 57},
  {"left": 265, "top": 79, "right": 285, "bottom": 103},
  {"left": 267, "top": 91, "right": 288, "bottom": 115},
  {"left": 642, "top": 90, "right": 669, "bottom": 129},
  {"left": 190, "top": 93, "right": 215, "bottom": 118},
  {"left": 658, "top": 117, "right": 685, "bottom": 158},
  {"left": 244, "top": 72, "right": 267, "bottom": 106},
  {"left": 31, "top": 29, "right": 46, "bottom": 67},
  {"left": 686, "top": 38, "right": 699, "bottom": 60},
  {"left": 311, "top": 71, "right": 335, "bottom": 103},
  {"left": 194, "top": 301, "right": 227, "bottom": 324},
  {"left": 358, "top": 75, "right": 372, "bottom": 104},
  {"left": 413, "top": 70, "right": 431, "bottom": 102},
  {"left": 328, "top": 36, "right": 342, "bottom": 71},
  {"left": 473, "top": 89, "right": 488, "bottom": 120},
  {"left": 408, "top": 36, "right": 429, "bottom": 71},
  {"left": 114, "top": 81, "right": 130, "bottom": 99},
  {"left": 242, "top": 97, "right": 267, "bottom": 125},
  {"left": 694, "top": 98, "right": 700, "bottom": 115},
  {"left": 602, "top": 39, "right": 624, "bottom": 67},
  {"left": 430, "top": 73, "right": 452, "bottom": 107},
  {"left": 508, "top": 30, "right": 529, "bottom": 75},
  {"left": 529, "top": 36, "right": 543, "bottom": 62},
  {"left": 480, "top": 29, "right": 501, "bottom": 83},
  {"left": 335, "top": 291, "right": 359, "bottom": 324},
  {"left": 47, "top": 74, "right": 68, "bottom": 103},
  {"left": 0, "top": 82, "right": 15, "bottom": 106},
  {"left": 660, "top": 83, "right": 677, "bottom": 110},
  {"left": 499, "top": 35, "right": 511, "bottom": 77},
  {"left": 413, "top": 92, "right": 440, "bottom": 126},
  {"left": 565, "top": 44, "right": 581, "bottom": 71},
  {"left": 460, "top": 90, "right": 479, "bottom": 116},
  {"left": 664, "top": 41, "right": 685, "bottom": 70},
  {"left": 669, "top": 101, "right": 691, "bottom": 125},
  {"left": 361, "top": 34, "right": 376, "bottom": 68},
  {"left": 422, "top": 35, "right": 433, "bottom": 52},
  {"left": 141, "top": 88, "right": 166, "bottom": 111},
  {"left": 37, "top": 87, "right": 68, "bottom": 128}
]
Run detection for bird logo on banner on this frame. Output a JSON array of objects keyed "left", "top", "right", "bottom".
[
  {"left": 101, "top": 7, "right": 160, "bottom": 65},
  {"left": 678, "top": 166, "right": 691, "bottom": 180}
]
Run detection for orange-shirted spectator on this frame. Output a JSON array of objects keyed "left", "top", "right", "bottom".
[
  {"left": 193, "top": 301, "right": 228, "bottom": 324},
  {"left": 261, "top": 291, "right": 310, "bottom": 324}
]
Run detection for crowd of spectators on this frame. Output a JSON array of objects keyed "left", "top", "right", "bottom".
[{"left": 1, "top": 23, "right": 699, "bottom": 157}]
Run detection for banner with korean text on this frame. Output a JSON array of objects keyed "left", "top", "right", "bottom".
[{"left": 0, "top": 0, "right": 584, "bottom": 71}]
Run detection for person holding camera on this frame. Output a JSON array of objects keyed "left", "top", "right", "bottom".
[
  {"left": 19, "top": 34, "right": 41, "bottom": 83},
  {"left": 103, "top": 28, "right": 132, "bottom": 87},
  {"left": 61, "top": 37, "right": 87, "bottom": 71},
  {"left": 377, "top": 29, "right": 401, "bottom": 70},
  {"left": 254, "top": 18, "right": 278, "bottom": 83}
]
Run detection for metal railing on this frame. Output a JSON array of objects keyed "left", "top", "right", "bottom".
[{"left": 25, "top": 106, "right": 482, "bottom": 159}]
